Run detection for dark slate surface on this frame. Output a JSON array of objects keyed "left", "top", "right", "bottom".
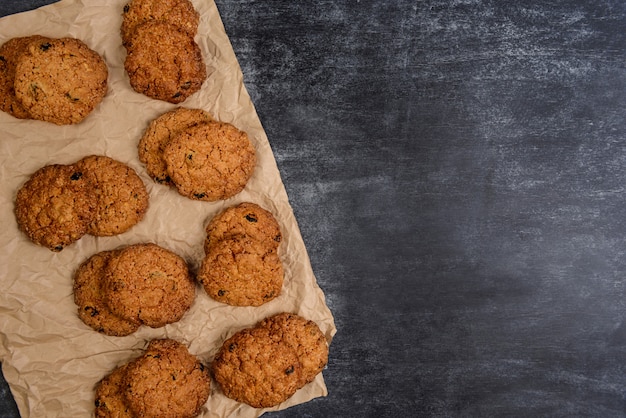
[{"left": 2, "top": 1, "right": 626, "bottom": 417}]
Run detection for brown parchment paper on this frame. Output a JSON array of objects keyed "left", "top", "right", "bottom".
[{"left": 0, "top": 1, "right": 336, "bottom": 416}]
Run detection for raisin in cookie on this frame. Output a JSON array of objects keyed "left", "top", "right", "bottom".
[
  {"left": 163, "top": 121, "right": 256, "bottom": 201},
  {"left": 14, "top": 164, "right": 96, "bottom": 251},
  {"left": 13, "top": 37, "right": 108, "bottom": 125},
  {"left": 138, "top": 107, "right": 213, "bottom": 185},
  {"left": 259, "top": 313, "right": 329, "bottom": 386},
  {"left": 121, "top": 0, "right": 199, "bottom": 46},
  {"left": 212, "top": 326, "right": 303, "bottom": 408},
  {"left": 102, "top": 243, "right": 195, "bottom": 328},
  {"left": 73, "top": 250, "right": 141, "bottom": 336},
  {"left": 94, "top": 363, "right": 134, "bottom": 418},
  {"left": 75, "top": 155, "right": 149, "bottom": 236},
  {"left": 124, "top": 21, "right": 206, "bottom": 103},
  {"left": 204, "top": 202, "right": 282, "bottom": 254},
  {"left": 123, "top": 339, "right": 210, "bottom": 418},
  {"left": 197, "top": 235, "right": 283, "bottom": 306},
  {"left": 0, "top": 35, "right": 49, "bottom": 119}
]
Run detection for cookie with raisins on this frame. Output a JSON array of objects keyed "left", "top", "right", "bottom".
[
  {"left": 162, "top": 121, "right": 256, "bottom": 201},
  {"left": 75, "top": 155, "right": 149, "bottom": 236},
  {"left": 14, "top": 164, "right": 96, "bottom": 251},
  {"left": 121, "top": 0, "right": 199, "bottom": 46},
  {"left": 13, "top": 37, "right": 108, "bottom": 125}
]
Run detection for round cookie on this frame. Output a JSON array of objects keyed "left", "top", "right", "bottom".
[
  {"left": 204, "top": 202, "right": 282, "bottom": 254},
  {"left": 0, "top": 35, "right": 49, "bottom": 119},
  {"left": 94, "top": 363, "right": 134, "bottom": 418},
  {"left": 13, "top": 37, "right": 108, "bottom": 125},
  {"left": 75, "top": 155, "right": 149, "bottom": 236},
  {"left": 138, "top": 107, "right": 213, "bottom": 185},
  {"left": 14, "top": 164, "right": 96, "bottom": 251},
  {"left": 73, "top": 250, "right": 141, "bottom": 336},
  {"left": 163, "top": 121, "right": 256, "bottom": 201},
  {"left": 258, "top": 313, "right": 329, "bottom": 386},
  {"left": 121, "top": 0, "right": 199, "bottom": 46},
  {"left": 197, "top": 235, "right": 283, "bottom": 306},
  {"left": 212, "top": 326, "right": 303, "bottom": 408},
  {"left": 123, "top": 339, "right": 210, "bottom": 418},
  {"left": 102, "top": 243, "right": 195, "bottom": 328},
  {"left": 124, "top": 21, "right": 206, "bottom": 103}
]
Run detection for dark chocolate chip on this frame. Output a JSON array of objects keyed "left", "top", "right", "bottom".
[
  {"left": 70, "top": 172, "right": 83, "bottom": 181},
  {"left": 245, "top": 214, "right": 257, "bottom": 223},
  {"left": 217, "top": 289, "right": 226, "bottom": 297},
  {"left": 40, "top": 42, "right": 51, "bottom": 51},
  {"left": 285, "top": 365, "right": 295, "bottom": 375},
  {"left": 194, "top": 192, "right": 206, "bottom": 199}
]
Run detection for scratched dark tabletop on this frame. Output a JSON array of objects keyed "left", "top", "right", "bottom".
[{"left": 2, "top": 1, "right": 626, "bottom": 417}]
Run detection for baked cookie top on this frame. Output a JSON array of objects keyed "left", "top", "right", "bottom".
[
  {"left": 75, "top": 155, "right": 149, "bottom": 236},
  {"left": 138, "top": 107, "right": 213, "bottom": 185},
  {"left": 94, "top": 363, "right": 134, "bottom": 418},
  {"left": 102, "top": 243, "right": 195, "bottom": 328},
  {"left": 0, "top": 35, "right": 49, "bottom": 119},
  {"left": 198, "top": 235, "right": 283, "bottom": 306},
  {"left": 13, "top": 37, "right": 108, "bottom": 125},
  {"left": 163, "top": 121, "right": 256, "bottom": 201},
  {"left": 204, "top": 202, "right": 282, "bottom": 254},
  {"left": 258, "top": 313, "right": 329, "bottom": 386},
  {"left": 73, "top": 250, "right": 141, "bottom": 336},
  {"left": 121, "top": 0, "right": 199, "bottom": 46},
  {"left": 212, "top": 326, "right": 303, "bottom": 408},
  {"left": 123, "top": 339, "right": 210, "bottom": 418},
  {"left": 14, "top": 164, "right": 96, "bottom": 251},
  {"left": 124, "top": 21, "right": 206, "bottom": 103}
]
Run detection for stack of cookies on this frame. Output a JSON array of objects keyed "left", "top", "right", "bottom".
[
  {"left": 138, "top": 107, "right": 257, "bottom": 201},
  {"left": 121, "top": 0, "right": 207, "bottom": 103},
  {"left": 0, "top": 35, "right": 108, "bottom": 124},
  {"left": 73, "top": 243, "right": 196, "bottom": 336},
  {"left": 212, "top": 313, "right": 329, "bottom": 408},
  {"left": 95, "top": 339, "right": 210, "bottom": 418},
  {"left": 14, "top": 155, "right": 149, "bottom": 251},
  {"left": 198, "top": 202, "right": 284, "bottom": 306}
]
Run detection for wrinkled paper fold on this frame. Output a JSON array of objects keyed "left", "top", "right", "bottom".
[{"left": 0, "top": 1, "right": 336, "bottom": 416}]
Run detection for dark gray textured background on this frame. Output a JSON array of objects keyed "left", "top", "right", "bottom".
[{"left": 2, "top": 0, "right": 626, "bottom": 417}]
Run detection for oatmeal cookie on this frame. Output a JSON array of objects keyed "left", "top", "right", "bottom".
[
  {"left": 124, "top": 21, "right": 206, "bottom": 103},
  {"left": 163, "top": 121, "right": 256, "bottom": 201},
  {"left": 259, "top": 313, "right": 329, "bottom": 386},
  {"left": 204, "top": 202, "right": 282, "bottom": 254},
  {"left": 13, "top": 37, "right": 108, "bottom": 125},
  {"left": 123, "top": 339, "right": 210, "bottom": 418},
  {"left": 102, "top": 243, "right": 195, "bottom": 328},
  {"left": 14, "top": 164, "right": 96, "bottom": 251},
  {"left": 75, "top": 155, "right": 149, "bottom": 236},
  {"left": 121, "top": 0, "right": 199, "bottom": 46},
  {"left": 197, "top": 235, "right": 283, "bottom": 306},
  {"left": 138, "top": 107, "right": 213, "bottom": 185},
  {"left": 212, "top": 326, "right": 303, "bottom": 408},
  {"left": 0, "top": 35, "right": 49, "bottom": 119},
  {"left": 94, "top": 363, "right": 134, "bottom": 418},
  {"left": 73, "top": 250, "right": 141, "bottom": 336}
]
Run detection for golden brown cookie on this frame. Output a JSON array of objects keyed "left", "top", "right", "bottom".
[
  {"left": 121, "top": 0, "right": 199, "bottom": 46},
  {"left": 94, "top": 363, "right": 134, "bottom": 418},
  {"left": 75, "top": 155, "right": 149, "bottom": 236},
  {"left": 138, "top": 107, "right": 213, "bottom": 185},
  {"left": 0, "top": 35, "right": 49, "bottom": 119},
  {"left": 204, "top": 202, "right": 282, "bottom": 254},
  {"left": 163, "top": 121, "right": 256, "bottom": 201},
  {"left": 14, "top": 164, "right": 96, "bottom": 251},
  {"left": 258, "top": 313, "right": 329, "bottom": 386},
  {"left": 102, "top": 243, "right": 195, "bottom": 328},
  {"left": 123, "top": 339, "right": 210, "bottom": 418},
  {"left": 13, "top": 37, "right": 108, "bottom": 125},
  {"left": 73, "top": 250, "right": 141, "bottom": 337},
  {"left": 197, "top": 235, "right": 283, "bottom": 306},
  {"left": 212, "top": 326, "right": 303, "bottom": 408},
  {"left": 124, "top": 21, "right": 206, "bottom": 103}
]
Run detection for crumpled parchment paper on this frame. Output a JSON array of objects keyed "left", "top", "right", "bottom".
[{"left": 0, "top": 1, "right": 336, "bottom": 416}]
